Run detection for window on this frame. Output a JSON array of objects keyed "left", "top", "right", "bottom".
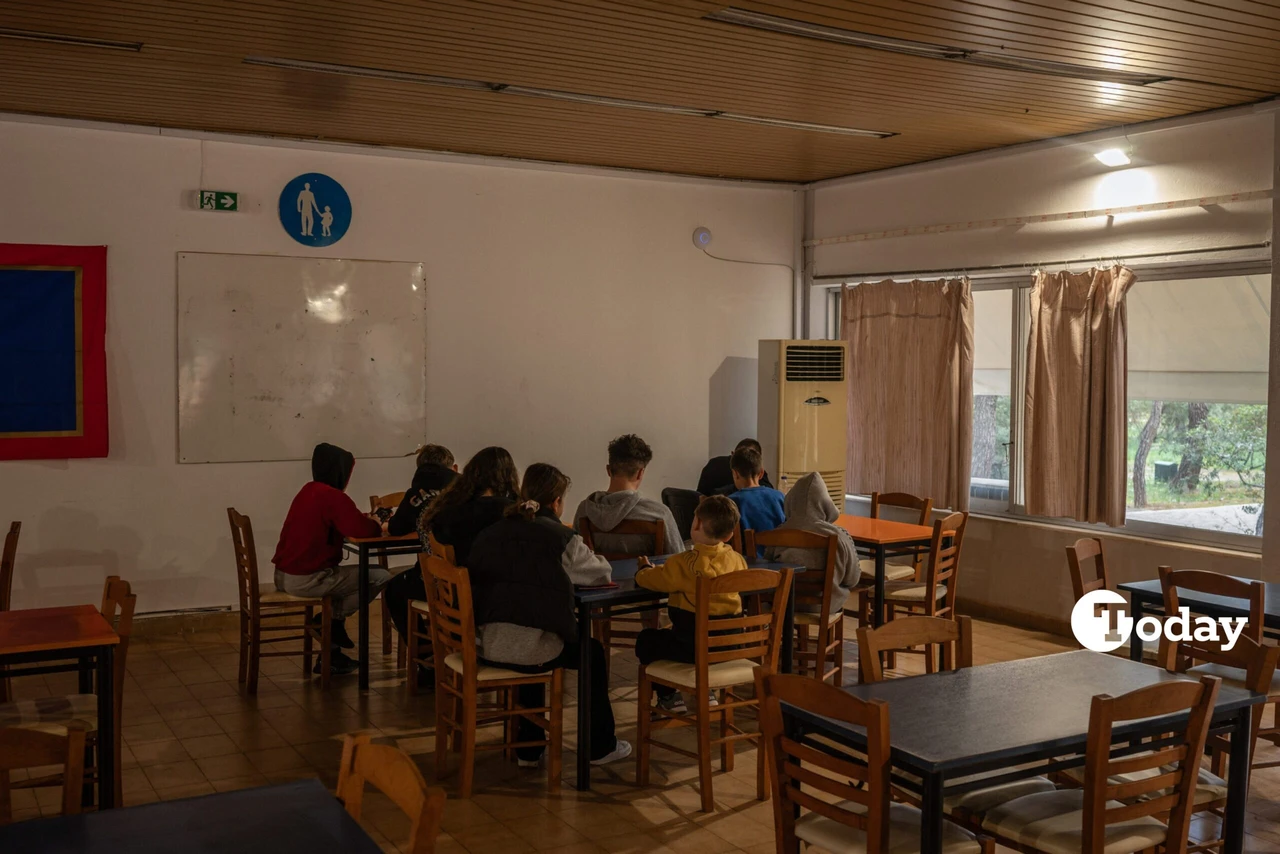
[
  {"left": 970, "top": 289, "right": 1013, "bottom": 508},
  {"left": 1125, "top": 275, "right": 1270, "bottom": 539}
]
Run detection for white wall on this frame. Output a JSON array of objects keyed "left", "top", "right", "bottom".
[{"left": 0, "top": 118, "right": 795, "bottom": 613}]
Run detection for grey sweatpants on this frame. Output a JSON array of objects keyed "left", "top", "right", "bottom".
[{"left": 274, "top": 565, "right": 391, "bottom": 622}]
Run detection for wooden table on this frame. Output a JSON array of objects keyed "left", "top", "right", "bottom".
[
  {"left": 343, "top": 533, "right": 424, "bottom": 689},
  {"left": 836, "top": 514, "right": 934, "bottom": 626},
  {"left": 783, "top": 650, "right": 1261, "bottom": 854},
  {"left": 572, "top": 555, "right": 800, "bottom": 791},
  {"left": 1119, "top": 577, "right": 1280, "bottom": 661},
  {"left": 0, "top": 604, "right": 119, "bottom": 808},
  {"left": 0, "top": 779, "right": 382, "bottom": 853}
]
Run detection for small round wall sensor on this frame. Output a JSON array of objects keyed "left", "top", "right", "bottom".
[{"left": 692, "top": 227, "right": 713, "bottom": 249}]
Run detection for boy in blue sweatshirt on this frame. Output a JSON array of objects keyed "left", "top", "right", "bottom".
[{"left": 727, "top": 445, "right": 785, "bottom": 550}]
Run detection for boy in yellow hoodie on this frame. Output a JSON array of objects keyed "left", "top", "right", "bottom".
[{"left": 634, "top": 495, "right": 747, "bottom": 713}]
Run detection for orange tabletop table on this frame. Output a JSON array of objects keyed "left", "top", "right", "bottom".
[
  {"left": 0, "top": 604, "right": 120, "bottom": 807},
  {"left": 836, "top": 514, "right": 934, "bottom": 627},
  {"left": 343, "top": 533, "right": 423, "bottom": 690}
]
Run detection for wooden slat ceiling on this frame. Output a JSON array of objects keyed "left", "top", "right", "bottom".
[{"left": 0, "top": 0, "right": 1275, "bottom": 182}]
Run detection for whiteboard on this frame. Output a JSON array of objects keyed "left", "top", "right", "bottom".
[{"left": 178, "top": 252, "right": 426, "bottom": 463}]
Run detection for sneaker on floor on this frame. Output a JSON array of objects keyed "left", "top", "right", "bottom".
[
  {"left": 517, "top": 755, "right": 543, "bottom": 768},
  {"left": 708, "top": 691, "right": 719, "bottom": 707},
  {"left": 308, "top": 614, "right": 355, "bottom": 650},
  {"left": 590, "top": 739, "right": 633, "bottom": 766},
  {"left": 314, "top": 651, "right": 359, "bottom": 676},
  {"left": 654, "top": 692, "right": 687, "bottom": 715}
]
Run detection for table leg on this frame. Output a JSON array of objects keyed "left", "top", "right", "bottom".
[
  {"left": 576, "top": 599, "right": 593, "bottom": 791},
  {"left": 920, "top": 771, "right": 943, "bottom": 854},
  {"left": 1128, "top": 597, "right": 1146, "bottom": 662},
  {"left": 358, "top": 544, "right": 371, "bottom": 691},
  {"left": 780, "top": 582, "right": 796, "bottom": 675},
  {"left": 1223, "top": 707, "right": 1251, "bottom": 854},
  {"left": 78, "top": 654, "right": 93, "bottom": 694},
  {"left": 873, "top": 546, "right": 887, "bottom": 628},
  {"left": 79, "top": 654, "right": 95, "bottom": 807},
  {"left": 96, "top": 645, "right": 115, "bottom": 809}
]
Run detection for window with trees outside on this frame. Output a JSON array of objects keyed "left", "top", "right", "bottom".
[{"left": 971, "top": 289, "right": 1013, "bottom": 509}]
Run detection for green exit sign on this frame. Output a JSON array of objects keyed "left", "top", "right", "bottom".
[{"left": 199, "top": 190, "right": 239, "bottom": 211}]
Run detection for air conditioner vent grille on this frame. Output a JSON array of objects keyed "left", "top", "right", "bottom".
[{"left": 785, "top": 344, "right": 845, "bottom": 382}]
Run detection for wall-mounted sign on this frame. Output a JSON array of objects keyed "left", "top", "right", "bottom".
[
  {"left": 199, "top": 190, "right": 239, "bottom": 211},
  {"left": 278, "top": 173, "right": 351, "bottom": 247}
]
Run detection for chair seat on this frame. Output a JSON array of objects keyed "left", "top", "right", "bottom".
[
  {"left": 1187, "top": 662, "right": 1280, "bottom": 697},
  {"left": 982, "top": 789, "right": 1168, "bottom": 854},
  {"left": 0, "top": 694, "right": 99, "bottom": 733},
  {"left": 884, "top": 582, "right": 947, "bottom": 603},
  {"left": 859, "top": 558, "right": 918, "bottom": 582},
  {"left": 795, "top": 610, "right": 843, "bottom": 627},
  {"left": 409, "top": 599, "right": 430, "bottom": 614},
  {"left": 795, "top": 799, "right": 982, "bottom": 854},
  {"left": 443, "top": 652, "right": 549, "bottom": 682},
  {"left": 944, "top": 776, "right": 1058, "bottom": 815},
  {"left": 258, "top": 585, "right": 324, "bottom": 606},
  {"left": 645, "top": 658, "right": 757, "bottom": 690}
]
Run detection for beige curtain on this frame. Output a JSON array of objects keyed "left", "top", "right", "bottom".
[
  {"left": 842, "top": 278, "right": 974, "bottom": 511},
  {"left": 1024, "top": 265, "right": 1136, "bottom": 526}
]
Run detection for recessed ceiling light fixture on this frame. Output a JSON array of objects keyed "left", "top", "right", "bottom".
[
  {"left": 705, "top": 8, "right": 1171, "bottom": 86},
  {"left": 1094, "top": 148, "right": 1132, "bottom": 167},
  {"left": 244, "top": 56, "right": 897, "bottom": 139},
  {"left": 0, "top": 27, "right": 141, "bottom": 51}
]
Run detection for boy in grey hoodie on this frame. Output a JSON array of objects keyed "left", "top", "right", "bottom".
[
  {"left": 766, "top": 472, "right": 861, "bottom": 612},
  {"left": 573, "top": 434, "right": 684, "bottom": 556}
]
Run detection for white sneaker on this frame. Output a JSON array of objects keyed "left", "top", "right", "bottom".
[
  {"left": 590, "top": 739, "right": 633, "bottom": 766},
  {"left": 708, "top": 691, "right": 719, "bottom": 707},
  {"left": 517, "top": 756, "right": 543, "bottom": 768}
]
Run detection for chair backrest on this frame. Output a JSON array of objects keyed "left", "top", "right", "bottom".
[
  {"left": 370, "top": 492, "right": 406, "bottom": 514},
  {"left": 1081, "top": 676, "right": 1219, "bottom": 854},
  {"left": 757, "top": 670, "right": 893, "bottom": 853},
  {"left": 0, "top": 521, "right": 18, "bottom": 613},
  {"left": 1158, "top": 567, "right": 1264, "bottom": 669},
  {"left": 921, "top": 511, "right": 967, "bottom": 616},
  {"left": 857, "top": 615, "right": 973, "bottom": 682},
  {"left": 747, "top": 528, "right": 838, "bottom": 620},
  {"left": 693, "top": 569, "right": 792, "bottom": 676},
  {"left": 869, "top": 491, "right": 933, "bottom": 525},
  {"left": 422, "top": 555, "right": 476, "bottom": 678},
  {"left": 226, "top": 508, "right": 261, "bottom": 617},
  {"left": 426, "top": 533, "right": 455, "bottom": 565},
  {"left": 337, "top": 734, "right": 446, "bottom": 854},
  {"left": 0, "top": 722, "right": 87, "bottom": 824},
  {"left": 99, "top": 577, "right": 137, "bottom": 728},
  {"left": 578, "top": 517, "right": 665, "bottom": 561},
  {"left": 1066, "top": 537, "right": 1111, "bottom": 601},
  {"left": 661, "top": 487, "right": 700, "bottom": 543}
]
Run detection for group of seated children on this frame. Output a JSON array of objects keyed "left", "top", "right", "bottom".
[{"left": 268, "top": 432, "right": 859, "bottom": 762}]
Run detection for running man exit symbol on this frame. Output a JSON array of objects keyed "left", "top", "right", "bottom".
[{"left": 199, "top": 191, "right": 239, "bottom": 211}]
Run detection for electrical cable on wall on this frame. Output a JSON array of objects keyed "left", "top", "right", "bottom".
[{"left": 692, "top": 227, "right": 795, "bottom": 273}]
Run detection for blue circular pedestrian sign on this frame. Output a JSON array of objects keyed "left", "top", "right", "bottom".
[{"left": 278, "top": 173, "right": 351, "bottom": 247}]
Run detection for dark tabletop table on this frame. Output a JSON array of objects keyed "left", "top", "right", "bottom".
[
  {"left": 0, "top": 779, "right": 381, "bottom": 853},
  {"left": 782, "top": 649, "right": 1262, "bottom": 854},
  {"left": 344, "top": 533, "right": 424, "bottom": 689},
  {"left": 1119, "top": 577, "right": 1280, "bottom": 661},
  {"left": 572, "top": 555, "right": 801, "bottom": 791}
]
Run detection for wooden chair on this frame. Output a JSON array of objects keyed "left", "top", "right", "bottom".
[
  {"left": 405, "top": 534, "right": 452, "bottom": 695},
  {"left": 1065, "top": 537, "right": 1111, "bottom": 601},
  {"left": 636, "top": 568, "right": 792, "bottom": 812},
  {"left": 227, "top": 508, "right": 333, "bottom": 693},
  {"left": 852, "top": 492, "right": 933, "bottom": 626},
  {"left": 0, "top": 723, "right": 87, "bottom": 824},
  {"left": 578, "top": 517, "right": 665, "bottom": 671},
  {"left": 1158, "top": 567, "right": 1279, "bottom": 773},
  {"left": 858, "top": 614, "right": 972, "bottom": 682},
  {"left": 982, "top": 676, "right": 1220, "bottom": 854},
  {"left": 756, "top": 670, "right": 992, "bottom": 854},
  {"left": 747, "top": 528, "right": 844, "bottom": 684},
  {"left": 0, "top": 522, "right": 18, "bottom": 703},
  {"left": 337, "top": 734, "right": 446, "bottom": 854},
  {"left": 881, "top": 512, "right": 968, "bottom": 673},
  {"left": 3, "top": 577, "right": 136, "bottom": 808},
  {"left": 423, "top": 555, "right": 563, "bottom": 798},
  {"left": 370, "top": 492, "right": 410, "bottom": 666}
]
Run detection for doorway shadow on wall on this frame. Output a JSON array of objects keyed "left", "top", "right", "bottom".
[{"left": 708, "top": 356, "right": 759, "bottom": 458}]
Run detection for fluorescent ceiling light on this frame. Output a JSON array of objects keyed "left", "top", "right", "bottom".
[
  {"left": 0, "top": 27, "right": 141, "bottom": 51},
  {"left": 1094, "top": 148, "right": 1132, "bottom": 167},
  {"left": 244, "top": 56, "right": 896, "bottom": 140},
  {"left": 705, "top": 8, "right": 1171, "bottom": 86}
]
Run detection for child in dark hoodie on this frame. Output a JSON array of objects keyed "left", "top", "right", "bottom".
[{"left": 272, "top": 442, "right": 389, "bottom": 675}]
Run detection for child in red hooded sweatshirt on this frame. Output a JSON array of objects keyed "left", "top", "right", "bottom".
[{"left": 273, "top": 442, "right": 389, "bottom": 676}]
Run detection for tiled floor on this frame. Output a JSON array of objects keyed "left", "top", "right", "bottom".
[{"left": 7, "top": 615, "right": 1280, "bottom": 853}]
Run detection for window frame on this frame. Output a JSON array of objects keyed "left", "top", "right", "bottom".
[{"left": 819, "top": 258, "right": 1271, "bottom": 555}]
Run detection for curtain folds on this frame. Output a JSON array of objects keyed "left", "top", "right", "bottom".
[
  {"left": 842, "top": 278, "right": 974, "bottom": 512},
  {"left": 1023, "top": 265, "right": 1136, "bottom": 527}
]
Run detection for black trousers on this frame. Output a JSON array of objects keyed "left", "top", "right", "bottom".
[
  {"left": 635, "top": 609, "right": 741, "bottom": 699},
  {"left": 495, "top": 637, "right": 618, "bottom": 762},
  {"left": 382, "top": 568, "right": 426, "bottom": 640}
]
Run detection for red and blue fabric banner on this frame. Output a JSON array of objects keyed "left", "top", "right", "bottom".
[{"left": 0, "top": 243, "right": 108, "bottom": 460}]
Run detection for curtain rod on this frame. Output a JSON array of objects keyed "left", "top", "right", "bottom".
[{"left": 817, "top": 241, "right": 1272, "bottom": 285}]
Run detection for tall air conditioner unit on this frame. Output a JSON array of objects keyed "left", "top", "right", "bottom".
[{"left": 757, "top": 340, "right": 849, "bottom": 512}]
